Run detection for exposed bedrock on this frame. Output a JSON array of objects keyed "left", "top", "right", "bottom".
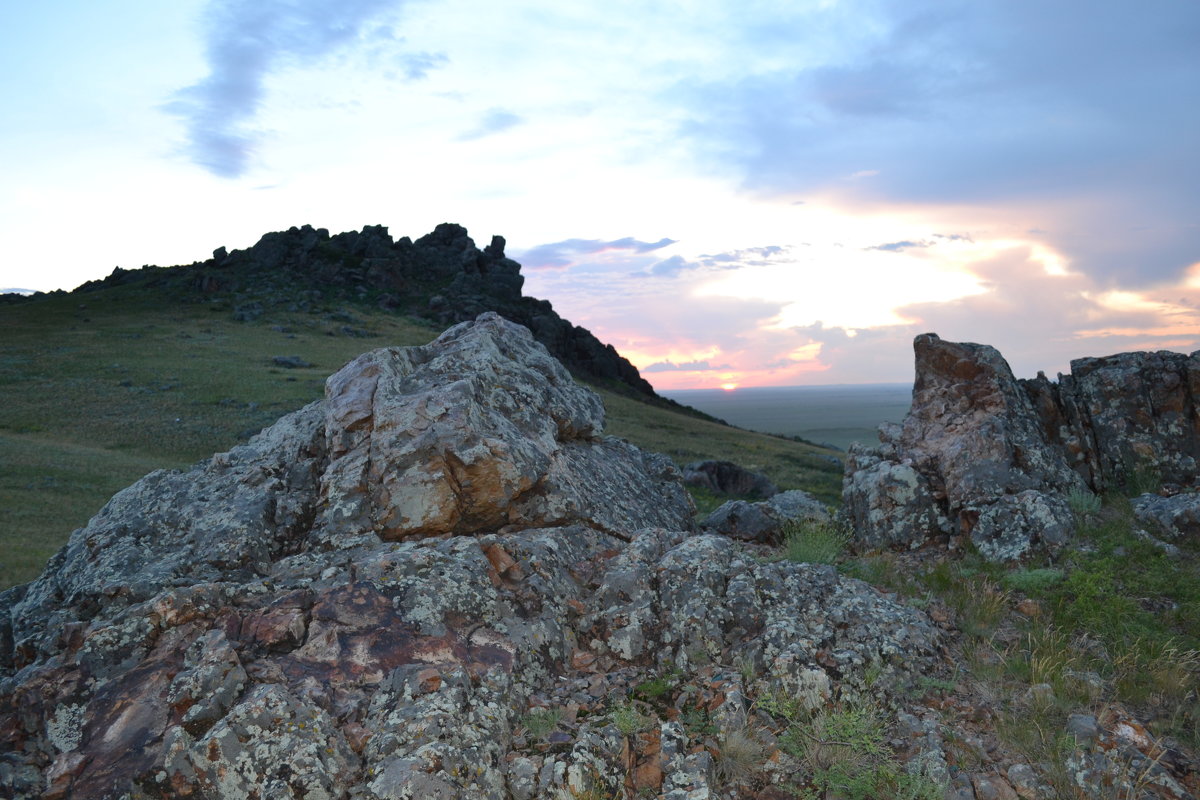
[
  {"left": 843, "top": 333, "right": 1200, "bottom": 560},
  {"left": 0, "top": 313, "right": 940, "bottom": 800}
]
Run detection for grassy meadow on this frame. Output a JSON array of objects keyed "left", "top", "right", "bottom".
[{"left": 0, "top": 286, "right": 842, "bottom": 589}]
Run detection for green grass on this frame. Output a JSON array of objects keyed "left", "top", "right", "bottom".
[
  {"left": 0, "top": 286, "right": 843, "bottom": 589},
  {"left": 0, "top": 434, "right": 174, "bottom": 588},
  {"left": 600, "top": 389, "right": 843, "bottom": 505},
  {"left": 782, "top": 519, "right": 849, "bottom": 565},
  {"left": 756, "top": 691, "right": 944, "bottom": 800}
]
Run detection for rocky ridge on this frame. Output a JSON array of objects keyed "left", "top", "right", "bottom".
[
  {"left": 845, "top": 333, "right": 1200, "bottom": 560},
  {"left": 0, "top": 314, "right": 939, "bottom": 799},
  {"left": 63, "top": 223, "right": 667, "bottom": 403}
]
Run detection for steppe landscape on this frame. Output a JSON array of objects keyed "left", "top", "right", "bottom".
[{"left": 1, "top": 226, "right": 1197, "bottom": 800}]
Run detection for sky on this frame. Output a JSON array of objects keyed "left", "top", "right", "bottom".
[{"left": 2, "top": 0, "right": 1199, "bottom": 389}]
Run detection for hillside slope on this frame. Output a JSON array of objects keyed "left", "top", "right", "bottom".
[{"left": 0, "top": 283, "right": 841, "bottom": 588}]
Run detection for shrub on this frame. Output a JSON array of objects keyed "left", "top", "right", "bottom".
[
  {"left": 716, "top": 728, "right": 767, "bottom": 786},
  {"left": 520, "top": 707, "right": 562, "bottom": 741},
  {"left": 1066, "top": 486, "right": 1101, "bottom": 517},
  {"left": 783, "top": 519, "right": 850, "bottom": 565}
]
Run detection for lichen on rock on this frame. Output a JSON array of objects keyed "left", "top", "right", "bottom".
[{"left": 0, "top": 313, "right": 941, "bottom": 799}]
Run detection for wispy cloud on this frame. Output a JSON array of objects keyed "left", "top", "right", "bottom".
[
  {"left": 457, "top": 107, "right": 524, "bottom": 141},
  {"left": 165, "top": 0, "right": 419, "bottom": 178},
  {"left": 866, "top": 240, "right": 930, "bottom": 253},
  {"left": 517, "top": 236, "right": 677, "bottom": 270},
  {"left": 642, "top": 359, "right": 732, "bottom": 373}
]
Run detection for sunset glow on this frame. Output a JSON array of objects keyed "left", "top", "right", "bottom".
[{"left": 2, "top": 1, "right": 1196, "bottom": 389}]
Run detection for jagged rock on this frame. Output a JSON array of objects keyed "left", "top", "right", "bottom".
[
  {"left": 1026, "top": 349, "right": 1200, "bottom": 491},
  {"left": 844, "top": 334, "right": 1200, "bottom": 560},
  {"left": 74, "top": 221, "right": 662, "bottom": 399},
  {"left": 1132, "top": 492, "right": 1200, "bottom": 541},
  {"left": 700, "top": 489, "right": 831, "bottom": 544},
  {"left": 682, "top": 460, "right": 779, "bottom": 498},
  {"left": 0, "top": 314, "right": 939, "bottom": 799},
  {"left": 1065, "top": 709, "right": 1196, "bottom": 800}
]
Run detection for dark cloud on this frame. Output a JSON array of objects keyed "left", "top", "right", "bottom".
[
  {"left": 456, "top": 108, "right": 524, "bottom": 141},
  {"left": 677, "top": 0, "right": 1200, "bottom": 286},
  {"left": 166, "top": 0, "right": 417, "bottom": 178},
  {"left": 516, "top": 236, "right": 677, "bottom": 269}
]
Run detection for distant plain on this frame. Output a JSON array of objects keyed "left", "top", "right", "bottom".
[{"left": 663, "top": 384, "right": 913, "bottom": 451}]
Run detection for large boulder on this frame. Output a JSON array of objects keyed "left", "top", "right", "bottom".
[
  {"left": 700, "top": 489, "right": 831, "bottom": 544},
  {"left": 0, "top": 314, "right": 941, "bottom": 800},
  {"left": 844, "top": 334, "right": 1200, "bottom": 560},
  {"left": 844, "top": 334, "right": 1084, "bottom": 560}
]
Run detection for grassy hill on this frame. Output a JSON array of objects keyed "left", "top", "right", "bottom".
[{"left": 0, "top": 285, "right": 842, "bottom": 589}]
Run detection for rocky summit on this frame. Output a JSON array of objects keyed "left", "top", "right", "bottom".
[
  {"left": 68, "top": 223, "right": 662, "bottom": 401},
  {"left": 0, "top": 314, "right": 937, "bottom": 799},
  {"left": 844, "top": 333, "right": 1200, "bottom": 560}
]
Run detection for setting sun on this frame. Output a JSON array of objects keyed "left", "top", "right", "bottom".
[{"left": 720, "top": 382, "right": 738, "bottom": 391}]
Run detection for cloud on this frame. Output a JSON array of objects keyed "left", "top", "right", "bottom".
[
  {"left": 166, "top": 0, "right": 414, "bottom": 178},
  {"left": 516, "top": 236, "right": 677, "bottom": 270},
  {"left": 456, "top": 107, "right": 524, "bottom": 141},
  {"left": 676, "top": 0, "right": 1200, "bottom": 287},
  {"left": 642, "top": 360, "right": 732, "bottom": 373},
  {"left": 697, "top": 245, "right": 787, "bottom": 267},
  {"left": 866, "top": 240, "right": 930, "bottom": 253},
  {"left": 642, "top": 255, "right": 698, "bottom": 278}
]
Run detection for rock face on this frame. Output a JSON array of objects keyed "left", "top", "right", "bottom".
[
  {"left": 844, "top": 333, "right": 1200, "bottom": 560},
  {"left": 0, "top": 314, "right": 940, "bottom": 800}
]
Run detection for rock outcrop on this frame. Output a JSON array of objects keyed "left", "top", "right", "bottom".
[
  {"left": 72, "top": 223, "right": 664, "bottom": 401},
  {"left": 844, "top": 333, "right": 1200, "bottom": 560},
  {"left": 0, "top": 314, "right": 941, "bottom": 799}
]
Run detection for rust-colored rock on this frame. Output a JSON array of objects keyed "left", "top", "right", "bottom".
[{"left": 844, "top": 334, "right": 1200, "bottom": 559}]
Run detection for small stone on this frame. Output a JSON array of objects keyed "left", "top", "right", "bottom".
[
  {"left": 1016, "top": 598, "right": 1042, "bottom": 617},
  {"left": 1006, "top": 763, "right": 1040, "bottom": 799},
  {"left": 972, "top": 773, "right": 1018, "bottom": 800},
  {"left": 1024, "top": 683, "right": 1054, "bottom": 707},
  {"left": 272, "top": 355, "right": 313, "bottom": 369},
  {"left": 1066, "top": 713, "right": 1100, "bottom": 742}
]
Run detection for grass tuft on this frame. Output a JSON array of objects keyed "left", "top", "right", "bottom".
[{"left": 782, "top": 519, "right": 850, "bottom": 565}]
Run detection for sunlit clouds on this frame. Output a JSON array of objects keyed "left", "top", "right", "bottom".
[{"left": 2, "top": 0, "right": 1198, "bottom": 388}]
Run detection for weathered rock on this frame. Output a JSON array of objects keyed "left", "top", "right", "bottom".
[
  {"left": 0, "top": 314, "right": 940, "bottom": 799},
  {"left": 682, "top": 460, "right": 779, "bottom": 498},
  {"left": 700, "top": 489, "right": 831, "bottom": 544},
  {"left": 1027, "top": 349, "right": 1200, "bottom": 492},
  {"left": 1065, "top": 709, "right": 1196, "bottom": 800},
  {"left": 1132, "top": 491, "right": 1200, "bottom": 541},
  {"left": 844, "top": 334, "right": 1200, "bottom": 560}
]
